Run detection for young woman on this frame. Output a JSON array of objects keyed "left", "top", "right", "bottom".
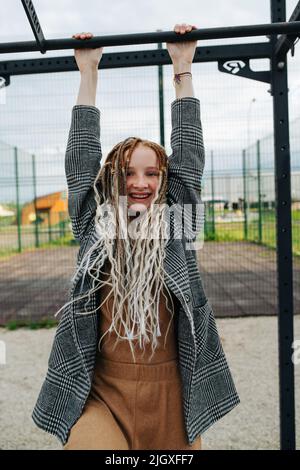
[{"left": 32, "top": 23, "right": 240, "bottom": 450}]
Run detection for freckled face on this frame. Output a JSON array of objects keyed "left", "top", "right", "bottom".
[{"left": 125, "top": 144, "right": 160, "bottom": 214}]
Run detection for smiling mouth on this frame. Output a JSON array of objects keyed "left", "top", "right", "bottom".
[{"left": 129, "top": 193, "right": 152, "bottom": 200}]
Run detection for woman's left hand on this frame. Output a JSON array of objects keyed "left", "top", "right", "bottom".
[{"left": 166, "top": 23, "right": 198, "bottom": 65}]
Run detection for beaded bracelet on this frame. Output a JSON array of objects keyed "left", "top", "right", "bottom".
[{"left": 173, "top": 72, "right": 192, "bottom": 85}]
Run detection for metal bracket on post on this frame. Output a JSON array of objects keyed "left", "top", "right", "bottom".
[
  {"left": 218, "top": 58, "right": 271, "bottom": 84},
  {"left": 21, "top": 0, "right": 47, "bottom": 54},
  {"left": 275, "top": 0, "right": 300, "bottom": 59}
]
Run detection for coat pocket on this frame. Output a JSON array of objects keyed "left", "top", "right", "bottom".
[
  {"left": 193, "top": 300, "right": 224, "bottom": 365},
  {"left": 190, "top": 279, "right": 207, "bottom": 307}
]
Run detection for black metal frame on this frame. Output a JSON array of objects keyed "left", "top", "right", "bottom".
[{"left": 0, "top": 0, "right": 299, "bottom": 451}]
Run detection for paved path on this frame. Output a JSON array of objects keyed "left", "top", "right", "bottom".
[
  {"left": 0, "top": 315, "right": 299, "bottom": 449},
  {"left": 197, "top": 241, "right": 300, "bottom": 317},
  {"left": 0, "top": 241, "right": 299, "bottom": 324}
]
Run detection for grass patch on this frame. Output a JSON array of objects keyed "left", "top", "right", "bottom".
[
  {"left": 205, "top": 208, "right": 300, "bottom": 257},
  {"left": 0, "top": 233, "right": 79, "bottom": 261},
  {"left": 5, "top": 318, "right": 58, "bottom": 330}
]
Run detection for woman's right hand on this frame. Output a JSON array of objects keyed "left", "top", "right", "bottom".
[{"left": 72, "top": 32, "right": 103, "bottom": 73}]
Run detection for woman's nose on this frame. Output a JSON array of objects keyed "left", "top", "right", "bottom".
[{"left": 132, "top": 176, "right": 149, "bottom": 187}]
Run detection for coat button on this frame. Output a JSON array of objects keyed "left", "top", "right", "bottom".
[{"left": 184, "top": 293, "right": 190, "bottom": 302}]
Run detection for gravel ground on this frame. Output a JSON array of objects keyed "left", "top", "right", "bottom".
[{"left": 0, "top": 315, "right": 299, "bottom": 450}]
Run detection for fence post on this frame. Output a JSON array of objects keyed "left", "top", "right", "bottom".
[
  {"left": 32, "top": 154, "right": 39, "bottom": 247},
  {"left": 14, "top": 146, "right": 22, "bottom": 252},
  {"left": 47, "top": 211, "right": 52, "bottom": 242},
  {"left": 211, "top": 150, "right": 215, "bottom": 237},
  {"left": 242, "top": 149, "right": 248, "bottom": 239},
  {"left": 257, "top": 139, "right": 262, "bottom": 243}
]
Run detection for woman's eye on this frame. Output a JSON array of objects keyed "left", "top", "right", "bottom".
[{"left": 126, "top": 172, "right": 158, "bottom": 176}]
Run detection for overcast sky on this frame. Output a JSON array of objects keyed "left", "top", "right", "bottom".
[
  {"left": 0, "top": 0, "right": 299, "bottom": 203},
  {"left": 0, "top": 0, "right": 298, "bottom": 41}
]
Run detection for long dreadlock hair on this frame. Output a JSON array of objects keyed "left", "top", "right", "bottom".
[{"left": 55, "top": 137, "right": 188, "bottom": 363}]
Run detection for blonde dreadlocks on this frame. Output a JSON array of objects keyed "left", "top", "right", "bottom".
[{"left": 55, "top": 137, "right": 186, "bottom": 363}]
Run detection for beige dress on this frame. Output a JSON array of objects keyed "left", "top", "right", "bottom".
[{"left": 63, "top": 258, "right": 202, "bottom": 450}]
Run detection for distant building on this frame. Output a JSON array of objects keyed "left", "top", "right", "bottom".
[
  {"left": 202, "top": 170, "right": 300, "bottom": 208},
  {"left": 202, "top": 196, "right": 229, "bottom": 211},
  {"left": 0, "top": 205, "right": 15, "bottom": 217},
  {"left": 21, "top": 190, "right": 68, "bottom": 227}
]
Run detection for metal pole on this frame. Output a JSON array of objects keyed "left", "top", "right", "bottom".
[
  {"left": 14, "top": 147, "right": 22, "bottom": 252},
  {"left": 211, "top": 150, "right": 215, "bottom": 237},
  {"left": 257, "top": 140, "right": 262, "bottom": 243},
  {"left": 270, "top": 0, "right": 295, "bottom": 450},
  {"left": 1, "top": 22, "right": 300, "bottom": 54},
  {"left": 47, "top": 211, "right": 52, "bottom": 243},
  {"left": 32, "top": 154, "right": 39, "bottom": 248},
  {"left": 21, "top": 0, "right": 46, "bottom": 54},
  {"left": 242, "top": 149, "right": 248, "bottom": 240},
  {"left": 157, "top": 30, "right": 165, "bottom": 148}
]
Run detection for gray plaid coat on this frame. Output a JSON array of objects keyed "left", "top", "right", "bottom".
[{"left": 32, "top": 97, "right": 240, "bottom": 446}]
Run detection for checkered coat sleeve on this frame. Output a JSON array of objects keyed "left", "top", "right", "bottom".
[
  {"left": 65, "top": 105, "right": 102, "bottom": 243},
  {"left": 168, "top": 97, "right": 204, "bottom": 200},
  {"left": 167, "top": 97, "right": 205, "bottom": 241}
]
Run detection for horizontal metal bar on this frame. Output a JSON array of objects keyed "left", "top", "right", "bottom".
[
  {"left": 0, "top": 22, "right": 300, "bottom": 54},
  {"left": 0, "top": 43, "right": 272, "bottom": 78}
]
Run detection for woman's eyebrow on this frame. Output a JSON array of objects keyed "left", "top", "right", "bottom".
[{"left": 128, "top": 166, "right": 159, "bottom": 169}]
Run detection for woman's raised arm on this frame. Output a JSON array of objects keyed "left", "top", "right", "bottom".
[
  {"left": 64, "top": 32, "right": 104, "bottom": 244},
  {"left": 166, "top": 23, "right": 198, "bottom": 99},
  {"left": 72, "top": 32, "right": 103, "bottom": 106}
]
